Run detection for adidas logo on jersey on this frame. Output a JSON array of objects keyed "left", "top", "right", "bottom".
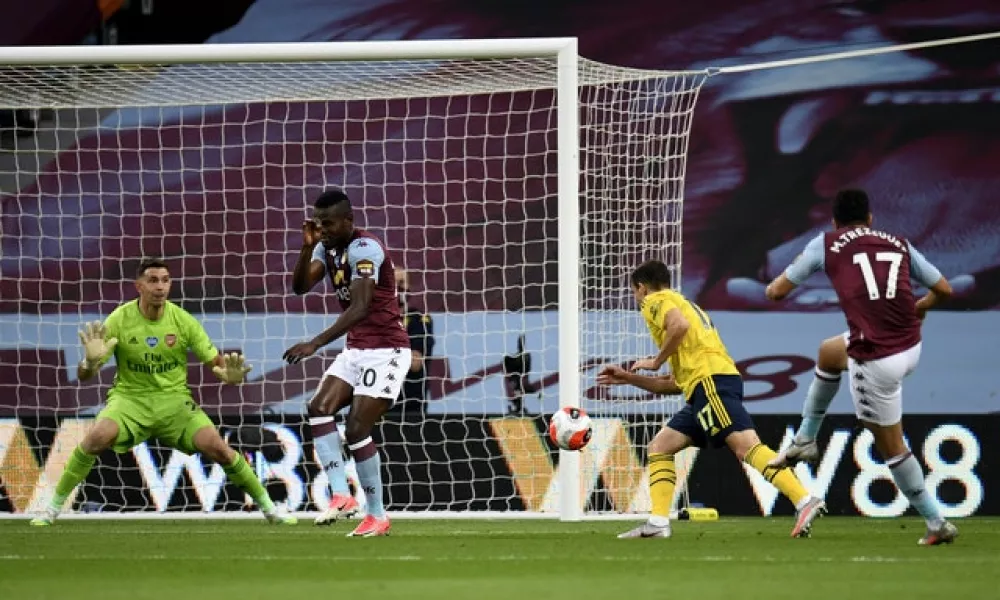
[
  {"left": 388, "top": 359, "right": 399, "bottom": 368},
  {"left": 129, "top": 337, "right": 139, "bottom": 345},
  {"left": 382, "top": 387, "right": 392, "bottom": 395}
]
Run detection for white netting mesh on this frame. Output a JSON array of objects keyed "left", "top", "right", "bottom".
[
  {"left": 580, "top": 71, "right": 705, "bottom": 513},
  {"left": 0, "top": 54, "right": 707, "bottom": 516}
]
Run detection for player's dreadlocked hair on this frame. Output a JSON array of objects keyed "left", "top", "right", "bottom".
[
  {"left": 136, "top": 257, "right": 168, "bottom": 279},
  {"left": 315, "top": 189, "right": 350, "bottom": 209},
  {"left": 832, "top": 189, "right": 870, "bottom": 227},
  {"left": 631, "top": 260, "right": 671, "bottom": 290}
]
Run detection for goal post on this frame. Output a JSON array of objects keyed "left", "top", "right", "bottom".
[
  {"left": 0, "top": 38, "right": 705, "bottom": 521},
  {"left": 555, "top": 37, "right": 583, "bottom": 522}
]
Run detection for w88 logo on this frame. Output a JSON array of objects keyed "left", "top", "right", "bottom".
[{"left": 851, "top": 424, "right": 982, "bottom": 518}]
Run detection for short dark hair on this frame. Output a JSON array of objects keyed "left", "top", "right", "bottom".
[
  {"left": 315, "top": 189, "right": 350, "bottom": 210},
  {"left": 136, "top": 257, "right": 168, "bottom": 279},
  {"left": 832, "top": 189, "right": 870, "bottom": 226},
  {"left": 631, "top": 260, "right": 671, "bottom": 289}
]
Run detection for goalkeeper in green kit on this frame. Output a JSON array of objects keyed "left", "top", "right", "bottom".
[{"left": 31, "top": 258, "right": 296, "bottom": 526}]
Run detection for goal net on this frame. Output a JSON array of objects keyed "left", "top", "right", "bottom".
[{"left": 0, "top": 39, "right": 706, "bottom": 519}]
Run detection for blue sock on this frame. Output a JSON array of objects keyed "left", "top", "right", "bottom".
[
  {"left": 310, "top": 417, "right": 350, "bottom": 496},
  {"left": 889, "top": 452, "right": 944, "bottom": 528},
  {"left": 349, "top": 437, "right": 386, "bottom": 518},
  {"left": 796, "top": 369, "right": 840, "bottom": 442}
]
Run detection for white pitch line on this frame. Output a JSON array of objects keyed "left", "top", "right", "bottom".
[
  {"left": 0, "top": 528, "right": 602, "bottom": 537},
  {"left": 0, "top": 554, "right": 996, "bottom": 564}
]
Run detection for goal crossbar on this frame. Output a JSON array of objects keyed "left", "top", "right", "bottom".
[{"left": 0, "top": 38, "right": 579, "bottom": 65}]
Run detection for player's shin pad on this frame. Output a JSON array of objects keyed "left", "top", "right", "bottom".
[
  {"left": 224, "top": 454, "right": 274, "bottom": 512},
  {"left": 648, "top": 453, "right": 676, "bottom": 519},
  {"left": 349, "top": 437, "right": 386, "bottom": 518},
  {"left": 53, "top": 446, "right": 98, "bottom": 504},
  {"left": 744, "top": 443, "right": 809, "bottom": 507},
  {"left": 797, "top": 370, "right": 841, "bottom": 441}
]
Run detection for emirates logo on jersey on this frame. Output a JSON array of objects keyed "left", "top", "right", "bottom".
[{"left": 165, "top": 334, "right": 177, "bottom": 347}]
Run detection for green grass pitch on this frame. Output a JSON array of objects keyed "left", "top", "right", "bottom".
[{"left": 1, "top": 517, "right": 996, "bottom": 600}]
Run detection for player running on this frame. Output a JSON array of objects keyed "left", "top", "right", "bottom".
[
  {"left": 598, "top": 260, "right": 825, "bottom": 539},
  {"left": 31, "top": 258, "right": 295, "bottom": 526},
  {"left": 286, "top": 189, "right": 410, "bottom": 537},
  {"left": 764, "top": 189, "right": 957, "bottom": 546}
]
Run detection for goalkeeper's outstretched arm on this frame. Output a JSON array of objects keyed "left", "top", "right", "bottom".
[
  {"left": 77, "top": 320, "right": 117, "bottom": 381},
  {"left": 183, "top": 309, "right": 252, "bottom": 385},
  {"left": 211, "top": 352, "right": 253, "bottom": 385},
  {"left": 78, "top": 361, "right": 103, "bottom": 381}
]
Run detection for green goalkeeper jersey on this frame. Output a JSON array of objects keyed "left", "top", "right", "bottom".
[{"left": 98, "top": 300, "right": 219, "bottom": 400}]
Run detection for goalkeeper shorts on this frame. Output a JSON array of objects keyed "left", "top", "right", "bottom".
[{"left": 97, "top": 395, "right": 215, "bottom": 455}]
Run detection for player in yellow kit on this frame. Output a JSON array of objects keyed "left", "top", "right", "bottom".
[
  {"left": 597, "top": 260, "right": 825, "bottom": 538},
  {"left": 31, "top": 258, "right": 295, "bottom": 526}
]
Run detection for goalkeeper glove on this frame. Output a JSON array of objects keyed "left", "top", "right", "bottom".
[
  {"left": 78, "top": 320, "right": 117, "bottom": 370},
  {"left": 213, "top": 352, "right": 253, "bottom": 384}
]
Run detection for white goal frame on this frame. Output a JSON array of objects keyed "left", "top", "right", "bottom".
[{"left": 0, "top": 37, "right": 597, "bottom": 522}]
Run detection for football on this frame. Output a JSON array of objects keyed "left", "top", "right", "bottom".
[{"left": 548, "top": 406, "right": 593, "bottom": 451}]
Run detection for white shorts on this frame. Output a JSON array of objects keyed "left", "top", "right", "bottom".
[
  {"left": 847, "top": 340, "right": 921, "bottom": 427},
  {"left": 324, "top": 347, "right": 412, "bottom": 402}
]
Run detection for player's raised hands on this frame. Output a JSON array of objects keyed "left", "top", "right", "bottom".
[
  {"left": 78, "top": 320, "right": 117, "bottom": 366},
  {"left": 212, "top": 352, "right": 253, "bottom": 384},
  {"left": 302, "top": 219, "right": 322, "bottom": 246},
  {"left": 596, "top": 364, "right": 681, "bottom": 396},
  {"left": 596, "top": 365, "right": 630, "bottom": 386},
  {"left": 283, "top": 341, "right": 319, "bottom": 364},
  {"left": 630, "top": 356, "right": 661, "bottom": 372}
]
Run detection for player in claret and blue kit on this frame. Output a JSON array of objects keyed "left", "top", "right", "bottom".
[
  {"left": 766, "top": 189, "right": 957, "bottom": 546},
  {"left": 31, "top": 258, "right": 295, "bottom": 526},
  {"left": 287, "top": 189, "right": 411, "bottom": 537}
]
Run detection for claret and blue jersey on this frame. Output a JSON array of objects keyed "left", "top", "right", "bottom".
[
  {"left": 785, "top": 227, "right": 943, "bottom": 361},
  {"left": 786, "top": 229, "right": 942, "bottom": 290},
  {"left": 311, "top": 228, "right": 409, "bottom": 350}
]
